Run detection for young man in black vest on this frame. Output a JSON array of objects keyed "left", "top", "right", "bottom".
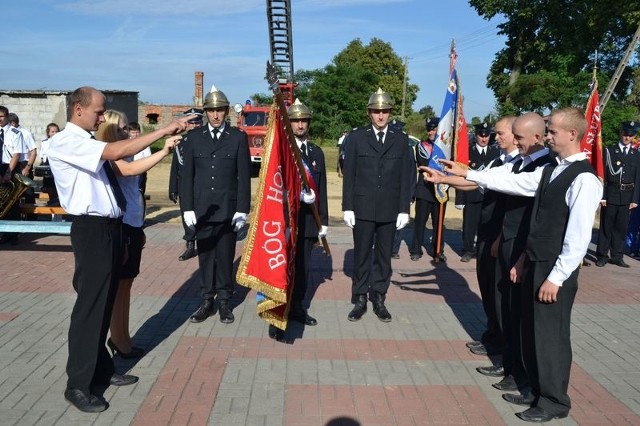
[{"left": 423, "top": 108, "right": 602, "bottom": 423}]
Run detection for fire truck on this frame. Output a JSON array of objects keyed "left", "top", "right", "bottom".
[{"left": 233, "top": 0, "right": 296, "bottom": 174}]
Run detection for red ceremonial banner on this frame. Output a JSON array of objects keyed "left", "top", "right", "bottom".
[
  {"left": 581, "top": 81, "right": 605, "bottom": 181},
  {"left": 236, "top": 103, "right": 301, "bottom": 330}
]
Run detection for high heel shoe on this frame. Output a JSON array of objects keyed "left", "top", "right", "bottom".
[{"left": 107, "top": 338, "right": 145, "bottom": 359}]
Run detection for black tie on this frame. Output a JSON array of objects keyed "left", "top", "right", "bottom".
[
  {"left": 377, "top": 131, "right": 384, "bottom": 145},
  {"left": 480, "top": 149, "right": 486, "bottom": 162},
  {"left": 103, "top": 161, "right": 127, "bottom": 211},
  {"left": 301, "top": 143, "right": 308, "bottom": 161},
  {"left": 624, "top": 147, "right": 629, "bottom": 156},
  {"left": 212, "top": 128, "right": 219, "bottom": 141}
]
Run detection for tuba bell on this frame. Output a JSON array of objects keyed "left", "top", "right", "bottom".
[{"left": 0, "top": 173, "right": 33, "bottom": 218}]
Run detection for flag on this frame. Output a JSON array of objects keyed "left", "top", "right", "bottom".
[
  {"left": 429, "top": 47, "right": 469, "bottom": 203},
  {"left": 580, "top": 80, "right": 604, "bottom": 180},
  {"left": 236, "top": 102, "right": 301, "bottom": 330}
]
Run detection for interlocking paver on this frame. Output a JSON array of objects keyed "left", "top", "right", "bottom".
[{"left": 1, "top": 218, "right": 639, "bottom": 425}]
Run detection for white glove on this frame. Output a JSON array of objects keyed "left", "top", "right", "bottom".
[
  {"left": 232, "top": 212, "right": 247, "bottom": 232},
  {"left": 300, "top": 188, "right": 316, "bottom": 204},
  {"left": 343, "top": 210, "right": 355, "bottom": 228},
  {"left": 318, "top": 225, "right": 328, "bottom": 238},
  {"left": 183, "top": 211, "right": 197, "bottom": 228},
  {"left": 455, "top": 204, "right": 465, "bottom": 210},
  {"left": 396, "top": 213, "right": 409, "bottom": 230}
]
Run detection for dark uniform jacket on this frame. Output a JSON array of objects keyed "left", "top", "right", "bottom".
[
  {"left": 299, "top": 141, "right": 329, "bottom": 238},
  {"left": 457, "top": 144, "right": 500, "bottom": 204},
  {"left": 414, "top": 140, "right": 438, "bottom": 202},
  {"left": 602, "top": 144, "right": 640, "bottom": 205},
  {"left": 168, "top": 145, "right": 183, "bottom": 196},
  {"left": 342, "top": 125, "right": 413, "bottom": 222},
  {"left": 180, "top": 125, "right": 251, "bottom": 223}
]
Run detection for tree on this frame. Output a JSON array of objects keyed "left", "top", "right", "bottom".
[{"left": 469, "top": 0, "right": 640, "bottom": 113}]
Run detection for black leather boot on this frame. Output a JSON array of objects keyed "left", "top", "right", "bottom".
[
  {"left": 371, "top": 292, "right": 392, "bottom": 322},
  {"left": 348, "top": 294, "right": 368, "bottom": 321},
  {"left": 178, "top": 240, "right": 197, "bottom": 261},
  {"left": 189, "top": 299, "right": 214, "bottom": 323},
  {"left": 218, "top": 300, "right": 235, "bottom": 324}
]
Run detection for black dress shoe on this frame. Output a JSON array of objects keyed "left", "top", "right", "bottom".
[
  {"left": 190, "top": 299, "right": 214, "bottom": 323},
  {"left": 476, "top": 364, "right": 504, "bottom": 377},
  {"left": 410, "top": 253, "right": 421, "bottom": 261},
  {"left": 492, "top": 374, "right": 518, "bottom": 391},
  {"left": 595, "top": 257, "right": 608, "bottom": 267},
  {"left": 460, "top": 252, "right": 474, "bottom": 262},
  {"left": 348, "top": 295, "right": 367, "bottom": 321},
  {"left": 289, "top": 310, "right": 318, "bottom": 326},
  {"left": 502, "top": 392, "right": 535, "bottom": 406},
  {"left": 515, "top": 406, "right": 568, "bottom": 422},
  {"left": 178, "top": 241, "right": 197, "bottom": 261},
  {"left": 610, "top": 259, "right": 630, "bottom": 268},
  {"left": 64, "top": 388, "right": 108, "bottom": 413},
  {"left": 470, "top": 343, "right": 504, "bottom": 356},
  {"left": 107, "top": 338, "right": 145, "bottom": 359},
  {"left": 218, "top": 300, "right": 235, "bottom": 324},
  {"left": 109, "top": 373, "right": 139, "bottom": 386},
  {"left": 268, "top": 324, "right": 285, "bottom": 341},
  {"left": 371, "top": 293, "right": 392, "bottom": 322}
]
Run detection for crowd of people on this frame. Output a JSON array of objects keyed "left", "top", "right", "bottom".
[{"left": 1, "top": 85, "right": 638, "bottom": 423}]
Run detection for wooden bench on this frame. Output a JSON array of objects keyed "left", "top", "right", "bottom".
[
  {"left": 20, "top": 205, "right": 67, "bottom": 216},
  {"left": 0, "top": 220, "right": 71, "bottom": 235}
]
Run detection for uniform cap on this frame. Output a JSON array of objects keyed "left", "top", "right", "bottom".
[
  {"left": 621, "top": 121, "right": 639, "bottom": 135},
  {"left": 426, "top": 117, "right": 439, "bottom": 130},
  {"left": 474, "top": 122, "right": 492, "bottom": 137}
]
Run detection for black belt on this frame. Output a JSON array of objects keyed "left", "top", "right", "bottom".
[
  {"left": 619, "top": 183, "right": 635, "bottom": 191},
  {"left": 70, "top": 215, "right": 122, "bottom": 224}
]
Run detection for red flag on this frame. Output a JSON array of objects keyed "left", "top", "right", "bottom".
[
  {"left": 236, "top": 102, "right": 301, "bottom": 330},
  {"left": 454, "top": 92, "right": 469, "bottom": 165},
  {"left": 581, "top": 81, "right": 604, "bottom": 181}
]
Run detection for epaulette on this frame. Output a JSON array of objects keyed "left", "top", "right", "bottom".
[{"left": 10, "top": 127, "right": 20, "bottom": 134}]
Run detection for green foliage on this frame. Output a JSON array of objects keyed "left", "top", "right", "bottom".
[
  {"left": 298, "top": 38, "right": 418, "bottom": 139},
  {"left": 469, "top": 0, "right": 640, "bottom": 114},
  {"left": 601, "top": 102, "right": 640, "bottom": 145}
]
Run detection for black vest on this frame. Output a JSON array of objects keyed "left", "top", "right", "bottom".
[
  {"left": 501, "top": 154, "right": 556, "bottom": 244},
  {"left": 526, "top": 160, "right": 595, "bottom": 261},
  {"left": 477, "top": 157, "right": 507, "bottom": 242}
]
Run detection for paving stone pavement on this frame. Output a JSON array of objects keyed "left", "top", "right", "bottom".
[{"left": 1, "top": 220, "right": 639, "bottom": 426}]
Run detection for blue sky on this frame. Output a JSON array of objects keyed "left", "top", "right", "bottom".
[{"left": 4, "top": 0, "right": 506, "bottom": 121}]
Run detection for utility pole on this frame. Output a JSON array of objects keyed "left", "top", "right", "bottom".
[
  {"left": 600, "top": 22, "right": 640, "bottom": 112},
  {"left": 401, "top": 56, "right": 408, "bottom": 120}
]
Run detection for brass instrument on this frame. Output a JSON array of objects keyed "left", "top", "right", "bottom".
[{"left": 0, "top": 173, "right": 33, "bottom": 218}]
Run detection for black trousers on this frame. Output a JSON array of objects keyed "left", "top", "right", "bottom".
[
  {"left": 496, "top": 238, "right": 527, "bottom": 387},
  {"left": 462, "top": 202, "right": 482, "bottom": 254},
  {"left": 352, "top": 219, "right": 395, "bottom": 297},
  {"left": 597, "top": 203, "right": 630, "bottom": 262},
  {"left": 410, "top": 198, "right": 445, "bottom": 256},
  {"left": 475, "top": 238, "right": 502, "bottom": 345},
  {"left": 291, "top": 234, "right": 315, "bottom": 312},
  {"left": 196, "top": 221, "right": 236, "bottom": 301},
  {"left": 66, "top": 215, "right": 122, "bottom": 392},
  {"left": 521, "top": 258, "right": 578, "bottom": 415},
  {"left": 178, "top": 196, "right": 196, "bottom": 241}
]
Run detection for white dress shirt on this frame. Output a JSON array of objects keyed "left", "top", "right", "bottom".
[
  {"left": 47, "top": 122, "right": 123, "bottom": 218},
  {"left": 372, "top": 125, "right": 388, "bottom": 143},
  {"left": 1, "top": 124, "right": 25, "bottom": 164},
  {"left": 467, "top": 152, "right": 603, "bottom": 286}
]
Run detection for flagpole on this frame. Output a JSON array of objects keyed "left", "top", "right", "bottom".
[{"left": 266, "top": 61, "right": 331, "bottom": 255}]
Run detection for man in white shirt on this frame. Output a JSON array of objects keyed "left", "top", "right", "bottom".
[
  {"left": 0, "top": 106, "right": 26, "bottom": 245},
  {"left": 7, "top": 113, "right": 37, "bottom": 178},
  {"left": 422, "top": 107, "right": 602, "bottom": 422},
  {"left": 48, "top": 86, "right": 189, "bottom": 413}
]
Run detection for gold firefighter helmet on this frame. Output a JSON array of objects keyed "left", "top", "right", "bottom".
[
  {"left": 203, "top": 84, "right": 230, "bottom": 109},
  {"left": 288, "top": 98, "right": 311, "bottom": 119},
  {"left": 367, "top": 87, "right": 393, "bottom": 110}
]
